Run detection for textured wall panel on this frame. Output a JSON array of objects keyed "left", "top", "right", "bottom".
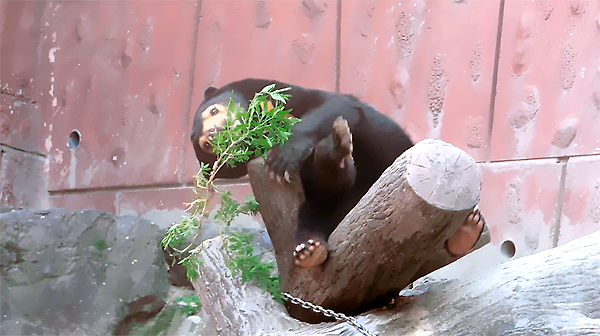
[
  {"left": 0, "top": 94, "right": 43, "bottom": 153},
  {"left": 118, "top": 183, "right": 259, "bottom": 229},
  {"left": 0, "top": 1, "right": 45, "bottom": 100},
  {"left": 118, "top": 187, "right": 195, "bottom": 218},
  {"left": 490, "top": 0, "right": 600, "bottom": 161},
  {"left": 50, "top": 191, "right": 118, "bottom": 214},
  {"left": 339, "top": 0, "right": 501, "bottom": 162},
  {"left": 559, "top": 155, "right": 600, "bottom": 245},
  {"left": 118, "top": 183, "right": 252, "bottom": 214},
  {"left": 183, "top": 0, "right": 338, "bottom": 181},
  {"left": 0, "top": 147, "right": 47, "bottom": 209},
  {"left": 478, "top": 160, "right": 563, "bottom": 259},
  {"left": 38, "top": 1, "right": 199, "bottom": 190},
  {"left": 0, "top": 1, "right": 49, "bottom": 152}
]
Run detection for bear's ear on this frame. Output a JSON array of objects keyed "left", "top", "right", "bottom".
[{"left": 204, "top": 86, "right": 218, "bottom": 99}]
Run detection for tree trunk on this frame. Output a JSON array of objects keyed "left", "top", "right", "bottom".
[
  {"left": 192, "top": 229, "right": 600, "bottom": 336},
  {"left": 247, "top": 139, "right": 485, "bottom": 323}
]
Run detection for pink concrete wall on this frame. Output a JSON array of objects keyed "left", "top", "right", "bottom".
[{"left": 2, "top": 0, "right": 600, "bottom": 260}]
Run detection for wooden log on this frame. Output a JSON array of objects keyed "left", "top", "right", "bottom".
[
  {"left": 248, "top": 139, "right": 484, "bottom": 323},
  {"left": 192, "top": 229, "right": 600, "bottom": 336},
  {"left": 192, "top": 236, "right": 300, "bottom": 336}
]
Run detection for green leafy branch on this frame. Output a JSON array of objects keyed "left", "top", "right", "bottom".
[
  {"left": 161, "top": 84, "right": 299, "bottom": 291},
  {"left": 222, "top": 230, "right": 283, "bottom": 303}
]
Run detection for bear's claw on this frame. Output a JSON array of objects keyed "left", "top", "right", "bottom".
[{"left": 293, "top": 238, "right": 328, "bottom": 268}]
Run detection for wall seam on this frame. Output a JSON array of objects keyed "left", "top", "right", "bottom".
[
  {"left": 478, "top": 151, "right": 600, "bottom": 164},
  {"left": 115, "top": 190, "right": 122, "bottom": 215},
  {"left": 0, "top": 91, "right": 31, "bottom": 101},
  {"left": 47, "top": 176, "right": 249, "bottom": 196},
  {"left": 177, "top": 0, "right": 204, "bottom": 184},
  {"left": 484, "top": 0, "right": 506, "bottom": 163},
  {"left": 334, "top": 0, "right": 342, "bottom": 93},
  {"left": 0, "top": 143, "right": 47, "bottom": 158},
  {"left": 552, "top": 157, "right": 569, "bottom": 248},
  {"left": 0, "top": 148, "right": 4, "bottom": 174},
  {"left": 0, "top": 148, "right": 4, "bottom": 204}
]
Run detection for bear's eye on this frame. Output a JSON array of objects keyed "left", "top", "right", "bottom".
[{"left": 210, "top": 107, "right": 218, "bottom": 116}]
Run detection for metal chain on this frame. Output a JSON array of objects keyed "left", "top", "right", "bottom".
[{"left": 281, "top": 292, "right": 377, "bottom": 336}]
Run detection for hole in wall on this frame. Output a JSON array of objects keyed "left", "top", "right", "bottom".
[
  {"left": 501, "top": 240, "right": 516, "bottom": 258},
  {"left": 67, "top": 130, "right": 81, "bottom": 149}
]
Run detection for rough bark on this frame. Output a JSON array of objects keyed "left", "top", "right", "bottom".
[
  {"left": 192, "top": 236, "right": 300, "bottom": 336},
  {"left": 248, "top": 139, "right": 485, "bottom": 322},
  {"left": 193, "top": 229, "right": 600, "bottom": 336}
]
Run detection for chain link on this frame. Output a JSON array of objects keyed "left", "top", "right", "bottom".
[{"left": 281, "top": 292, "right": 377, "bottom": 336}]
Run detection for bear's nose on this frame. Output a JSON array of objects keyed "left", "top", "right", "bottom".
[
  {"left": 205, "top": 126, "right": 224, "bottom": 140},
  {"left": 205, "top": 127, "right": 217, "bottom": 140}
]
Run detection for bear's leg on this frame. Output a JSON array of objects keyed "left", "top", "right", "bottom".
[
  {"left": 293, "top": 204, "right": 331, "bottom": 268},
  {"left": 445, "top": 206, "right": 487, "bottom": 257},
  {"left": 293, "top": 116, "right": 356, "bottom": 268}
]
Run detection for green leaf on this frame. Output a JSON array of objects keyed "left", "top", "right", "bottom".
[{"left": 259, "top": 83, "right": 276, "bottom": 93}]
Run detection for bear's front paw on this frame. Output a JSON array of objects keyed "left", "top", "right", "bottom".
[
  {"left": 293, "top": 238, "right": 328, "bottom": 268},
  {"left": 266, "top": 140, "right": 313, "bottom": 183}
]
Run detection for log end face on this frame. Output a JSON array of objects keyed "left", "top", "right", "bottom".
[{"left": 406, "top": 139, "right": 481, "bottom": 211}]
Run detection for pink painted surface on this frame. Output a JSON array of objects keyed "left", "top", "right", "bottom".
[
  {"left": 339, "top": 0, "right": 501, "bottom": 162},
  {"left": 3, "top": 0, "right": 600, "bottom": 252},
  {"left": 119, "top": 187, "right": 195, "bottom": 217},
  {"left": 0, "top": 1, "right": 49, "bottom": 153},
  {"left": 0, "top": 0, "right": 45, "bottom": 100},
  {"left": 38, "top": 1, "right": 198, "bottom": 190},
  {"left": 1, "top": 94, "right": 42, "bottom": 153},
  {"left": 48, "top": 183, "right": 256, "bottom": 220},
  {"left": 559, "top": 155, "right": 600, "bottom": 245},
  {"left": 50, "top": 191, "right": 118, "bottom": 214},
  {"left": 490, "top": 0, "right": 600, "bottom": 161},
  {"left": 182, "top": 0, "right": 338, "bottom": 182},
  {"left": 117, "top": 183, "right": 260, "bottom": 223},
  {"left": 478, "top": 160, "right": 563, "bottom": 258}
]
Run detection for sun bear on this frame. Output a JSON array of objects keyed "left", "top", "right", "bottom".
[{"left": 191, "top": 78, "right": 486, "bottom": 268}]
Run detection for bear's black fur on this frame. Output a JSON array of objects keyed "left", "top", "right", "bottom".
[{"left": 191, "top": 78, "right": 414, "bottom": 266}]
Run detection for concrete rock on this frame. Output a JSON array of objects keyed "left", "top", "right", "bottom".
[
  {"left": 124, "top": 287, "right": 217, "bottom": 336},
  {"left": 0, "top": 208, "right": 170, "bottom": 336}
]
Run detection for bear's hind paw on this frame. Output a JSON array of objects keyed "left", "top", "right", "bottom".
[
  {"left": 445, "top": 206, "right": 487, "bottom": 257},
  {"left": 293, "top": 238, "right": 328, "bottom": 268},
  {"left": 332, "top": 116, "right": 353, "bottom": 168}
]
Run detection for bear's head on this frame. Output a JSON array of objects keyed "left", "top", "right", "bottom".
[
  {"left": 190, "top": 84, "right": 277, "bottom": 179},
  {"left": 191, "top": 86, "right": 247, "bottom": 155},
  {"left": 191, "top": 85, "right": 268, "bottom": 178}
]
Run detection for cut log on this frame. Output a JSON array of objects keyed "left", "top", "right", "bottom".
[
  {"left": 192, "top": 229, "right": 600, "bottom": 336},
  {"left": 190, "top": 139, "right": 599, "bottom": 335},
  {"left": 247, "top": 139, "right": 485, "bottom": 323}
]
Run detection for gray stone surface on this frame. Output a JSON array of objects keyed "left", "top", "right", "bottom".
[
  {"left": 125, "top": 287, "right": 217, "bottom": 336},
  {"left": 0, "top": 208, "right": 170, "bottom": 336}
]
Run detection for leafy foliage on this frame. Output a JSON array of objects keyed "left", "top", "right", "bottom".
[
  {"left": 161, "top": 84, "right": 298, "bottom": 301},
  {"left": 174, "top": 294, "right": 202, "bottom": 316},
  {"left": 223, "top": 230, "right": 282, "bottom": 303},
  {"left": 214, "top": 192, "right": 260, "bottom": 227},
  {"left": 211, "top": 85, "right": 297, "bottom": 169}
]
